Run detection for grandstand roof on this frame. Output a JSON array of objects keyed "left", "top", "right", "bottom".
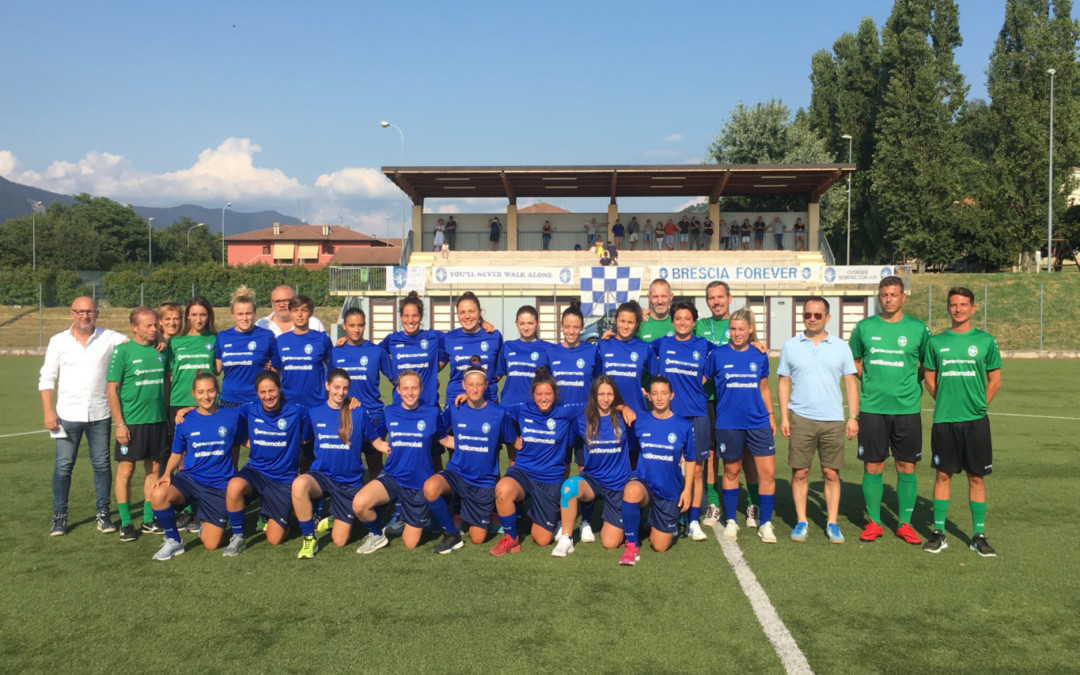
[{"left": 380, "top": 164, "right": 854, "bottom": 203}]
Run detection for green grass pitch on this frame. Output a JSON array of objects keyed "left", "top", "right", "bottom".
[{"left": 2, "top": 356, "right": 1078, "bottom": 673}]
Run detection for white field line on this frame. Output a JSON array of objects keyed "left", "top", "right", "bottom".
[
  {"left": 0, "top": 429, "right": 49, "bottom": 439},
  {"left": 710, "top": 523, "right": 814, "bottom": 674}
]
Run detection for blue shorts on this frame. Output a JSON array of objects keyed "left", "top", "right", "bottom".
[
  {"left": 626, "top": 476, "right": 679, "bottom": 534},
  {"left": 715, "top": 427, "right": 776, "bottom": 462},
  {"left": 505, "top": 465, "right": 560, "bottom": 532},
  {"left": 235, "top": 465, "right": 292, "bottom": 529},
  {"left": 172, "top": 472, "right": 227, "bottom": 528},
  {"left": 688, "top": 416, "right": 711, "bottom": 461},
  {"left": 308, "top": 471, "right": 360, "bottom": 524},
  {"left": 376, "top": 473, "right": 431, "bottom": 529},
  {"left": 564, "top": 438, "right": 585, "bottom": 467},
  {"left": 581, "top": 474, "right": 624, "bottom": 528},
  {"left": 440, "top": 470, "right": 495, "bottom": 529}
]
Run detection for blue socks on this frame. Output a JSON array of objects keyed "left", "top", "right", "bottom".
[
  {"left": 759, "top": 493, "right": 775, "bottom": 526},
  {"left": 227, "top": 509, "right": 245, "bottom": 536},
  {"left": 722, "top": 488, "right": 740, "bottom": 523},
  {"left": 581, "top": 501, "right": 595, "bottom": 526},
  {"left": 498, "top": 513, "right": 518, "bottom": 540},
  {"left": 427, "top": 496, "right": 457, "bottom": 534},
  {"left": 154, "top": 508, "right": 180, "bottom": 543},
  {"left": 690, "top": 506, "right": 701, "bottom": 522},
  {"left": 362, "top": 518, "right": 383, "bottom": 536},
  {"left": 299, "top": 519, "right": 315, "bottom": 537},
  {"left": 621, "top": 501, "right": 641, "bottom": 545}
]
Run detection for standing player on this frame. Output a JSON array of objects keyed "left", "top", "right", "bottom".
[
  {"left": 705, "top": 309, "right": 778, "bottom": 543},
  {"left": 222, "top": 371, "right": 312, "bottom": 556},
  {"left": 552, "top": 376, "right": 635, "bottom": 556},
  {"left": 216, "top": 287, "right": 277, "bottom": 408},
  {"left": 106, "top": 307, "right": 169, "bottom": 542},
  {"left": 652, "top": 301, "right": 713, "bottom": 541},
  {"left": 164, "top": 297, "right": 218, "bottom": 440},
  {"left": 546, "top": 301, "right": 599, "bottom": 486},
  {"left": 496, "top": 305, "right": 551, "bottom": 407},
  {"left": 694, "top": 280, "right": 762, "bottom": 530},
  {"left": 380, "top": 292, "right": 445, "bottom": 408},
  {"left": 596, "top": 301, "right": 657, "bottom": 418},
  {"left": 291, "top": 369, "right": 383, "bottom": 559},
  {"left": 636, "top": 278, "right": 675, "bottom": 342},
  {"left": 442, "top": 292, "right": 503, "bottom": 403},
  {"left": 620, "top": 376, "right": 695, "bottom": 565},
  {"left": 331, "top": 307, "right": 393, "bottom": 476},
  {"left": 424, "top": 365, "right": 517, "bottom": 554},
  {"left": 274, "top": 295, "right": 333, "bottom": 409},
  {"left": 849, "top": 276, "right": 929, "bottom": 545},
  {"left": 922, "top": 287, "right": 1002, "bottom": 557},
  {"left": 39, "top": 297, "right": 129, "bottom": 536},
  {"left": 778, "top": 297, "right": 859, "bottom": 543},
  {"left": 351, "top": 371, "right": 445, "bottom": 554},
  {"left": 149, "top": 372, "right": 245, "bottom": 560}
]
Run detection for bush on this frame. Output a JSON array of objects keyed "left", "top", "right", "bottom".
[
  {"left": 97, "top": 263, "right": 331, "bottom": 308},
  {"left": 0, "top": 267, "right": 90, "bottom": 306}
]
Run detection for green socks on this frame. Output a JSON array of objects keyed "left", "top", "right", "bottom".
[
  {"left": 118, "top": 502, "right": 132, "bottom": 527},
  {"left": 706, "top": 484, "right": 720, "bottom": 507},
  {"left": 184, "top": 504, "right": 193, "bottom": 514},
  {"left": 862, "top": 472, "right": 884, "bottom": 524},
  {"left": 896, "top": 471, "right": 918, "bottom": 525},
  {"left": 143, "top": 500, "right": 154, "bottom": 523},
  {"left": 969, "top": 500, "right": 986, "bottom": 535},
  {"left": 747, "top": 484, "right": 759, "bottom": 507},
  {"left": 933, "top": 499, "right": 950, "bottom": 532}
]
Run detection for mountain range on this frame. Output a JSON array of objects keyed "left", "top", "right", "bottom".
[{"left": 0, "top": 175, "right": 299, "bottom": 234}]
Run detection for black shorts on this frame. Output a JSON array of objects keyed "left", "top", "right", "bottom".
[
  {"left": 858, "top": 412, "right": 923, "bottom": 464},
  {"left": 115, "top": 422, "right": 169, "bottom": 462},
  {"left": 931, "top": 416, "right": 993, "bottom": 476}
]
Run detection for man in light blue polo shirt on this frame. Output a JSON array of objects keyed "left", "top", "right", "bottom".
[{"left": 778, "top": 296, "right": 860, "bottom": 544}]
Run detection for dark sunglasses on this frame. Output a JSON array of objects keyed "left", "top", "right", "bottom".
[{"left": 803, "top": 312, "right": 824, "bottom": 320}]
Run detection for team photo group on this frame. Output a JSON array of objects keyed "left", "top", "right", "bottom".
[{"left": 38, "top": 274, "right": 1002, "bottom": 565}]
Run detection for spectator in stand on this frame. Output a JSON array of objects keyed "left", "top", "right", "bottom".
[
  {"left": 702, "top": 216, "right": 714, "bottom": 251},
  {"left": 433, "top": 218, "right": 446, "bottom": 252},
  {"left": 793, "top": 217, "right": 806, "bottom": 251},
  {"left": 664, "top": 219, "right": 677, "bottom": 251},
  {"left": 592, "top": 239, "right": 605, "bottom": 258},
  {"left": 611, "top": 218, "right": 625, "bottom": 249},
  {"left": 740, "top": 219, "right": 753, "bottom": 250},
  {"left": 606, "top": 240, "right": 619, "bottom": 264},
  {"left": 728, "top": 220, "right": 739, "bottom": 250},
  {"left": 627, "top": 216, "right": 640, "bottom": 250},
  {"left": 489, "top": 216, "right": 503, "bottom": 251},
  {"left": 445, "top": 215, "right": 457, "bottom": 249},
  {"left": 689, "top": 216, "right": 701, "bottom": 251},
  {"left": 600, "top": 249, "right": 616, "bottom": 266},
  {"left": 678, "top": 215, "right": 691, "bottom": 251},
  {"left": 585, "top": 217, "right": 599, "bottom": 246},
  {"left": 772, "top": 217, "right": 786, "bottom": 250},
  {"left": 542, "top": 220, "right": 553, "bottom": 251},
  {"left": 753, "top": 216, "right": 767, "bottom": 250},
  {"left": 643, "top": 219, "right": 654, "bottom": 249}
]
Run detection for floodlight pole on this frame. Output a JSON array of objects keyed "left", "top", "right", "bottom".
[
  {"left": 1047, "top": 68, "right": 1056, "bottom": 273},
  {"left": 841, "top": 134, "right": 853, "bottom": 266},
  {"left": 221, "top": 202, "right": 232, "bottom": 268},
  {"left": 381, "top": 121, "right": 406, "bottom": 250},
  {"left": 148, "top": 217, "right": 154, "bottom": 265},
  {"left": 29, "top": 200, "right": 42, "bottom": 270}
]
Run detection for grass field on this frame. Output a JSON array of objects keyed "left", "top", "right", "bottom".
[{"left": 3, "top": 356, "right": 1079, "bottom": 673}]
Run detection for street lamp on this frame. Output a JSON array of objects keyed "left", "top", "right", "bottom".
[
  {"left": 221, "top": 202, "right": 232, "bottom": 268},
  {"left": 841, "top": 134, "right": 853, "bottom": 266},
  {"left": 148, "top": 217, "right": 154, "bottom": 265},
  {"left": 381, "top": 121, "right": 406, "bottom": 252},
  {"left": 187, "top": 222, "right": 207, "bottom": 247},
  {"left": 1047, "top": 68, "right": 1056, "bottom": 273},
  {"left": 28, "top": 199, "right": 43, "bottom": 270}
]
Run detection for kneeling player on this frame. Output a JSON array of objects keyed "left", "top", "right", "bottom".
[
  {"left": 351, "top": 371, "right": 446, "bottom": 554},
  {"left": 619, "top": 376, "right": 694, "bottom": 565},
  {"left": 424, "top": 365, "right": 517, "bottom": 553},
  {"left": 291, "top": 369, "right": 382, "bottom": 559},
  {"left": 150, "top": 373, "right": 245, "bottom": 561}
]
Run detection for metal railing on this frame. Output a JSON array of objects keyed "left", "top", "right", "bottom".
[
  {"left": 328, "top": 266, "right": 387, "bottom": 293},
  {"left": 400, "top": 231, "right": 413, "bottom": 267},
  {"left": 818, "top": 231, "right": 836, "bottom": 266}
]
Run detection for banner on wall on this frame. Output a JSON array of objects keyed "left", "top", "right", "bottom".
[
  {"left": 579, "top": 266, "right": 645, "bottom": 316},
  {"left": 429, "top": 266, "right": 576, "bottom": 286},
  {"left": 821, "top": 266, "right": 894, "bottom": 284},
  {"left": 385, "top": 266, "right": 427, "bottom": 293},
  {"left": 650, "top": 264, "right": 822, "bottom": 285}
]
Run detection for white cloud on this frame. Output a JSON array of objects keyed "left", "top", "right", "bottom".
[
  {"left": 307, "top": 205, "right": 401, "bottom": 238},
  {"left": 431, "top": 204, "right": 461, "bottom": 214},
  {"left": 665, "top": 134, "right": 683, "bottom": 142},
  {"left": 314, "top": 166, "right": 399, "bottom": 198},
  {"left": 0, "top": 150, "right": 21, "bottom": 177},
  {"left": 675, "top": 197, "right": 706, "bottom": 211}
]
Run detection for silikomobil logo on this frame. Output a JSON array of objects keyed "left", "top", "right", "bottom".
[
  {"left": 482, "top": 422, "right": 491, "bottom": 434},
  {"left": 968, "top": 345, "right": 978, "bottom": 357},
  {"left": 546, "top": 419, "right": 557, "bottom": 431},
  {"left": 667, "top": 433, "right": 677, "bottom": 444},
  {"left": 417, "top": 420, "right": 427, "bottom": 431},
  {"left": 277, "top": 418, "right": 288, "bottom": 430}
]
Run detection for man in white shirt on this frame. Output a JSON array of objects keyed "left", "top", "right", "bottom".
[
  {"left": 256, "top": 285, "right": 325, "bottom": 336},
  {"left": 39, "top": 297, "right": 129, "bottom": 536}
]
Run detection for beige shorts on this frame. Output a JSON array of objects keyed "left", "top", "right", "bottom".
[{"left": 787, "top": 410, "right": 846, "bottom": 470}]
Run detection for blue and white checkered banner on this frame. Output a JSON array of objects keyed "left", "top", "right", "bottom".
[{"left": 579, "top": 266, "right": 645, "bottom": 317}]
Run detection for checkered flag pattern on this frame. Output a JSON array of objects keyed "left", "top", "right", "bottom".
[{"left": 579, "top": 266, "right": 644, "bottom": 317}]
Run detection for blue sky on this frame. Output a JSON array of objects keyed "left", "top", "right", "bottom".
[{"left": 1, "top": 1, "right": 1069, "bottom": 237}]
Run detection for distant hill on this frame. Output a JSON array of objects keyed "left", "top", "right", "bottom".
[{"left": 0, "top": 176, "right": 298, "bottom": 234}]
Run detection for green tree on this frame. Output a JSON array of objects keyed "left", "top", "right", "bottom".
[
  {"left": 986, "top": 0, "right": 1080, "bottom": 270},
  {"left": 871, "top": 0, "right": 969, "bottom": 271},
  {"left": 152, "top": 217, "right": 219, "bottom": 265}
]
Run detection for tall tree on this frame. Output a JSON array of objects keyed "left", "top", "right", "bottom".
[
  {"left": 986, "top": 0, "right": 1080, "bottom": 270},
  {"left": 871, "top": 0, "right": 970, "bottom": 271}
]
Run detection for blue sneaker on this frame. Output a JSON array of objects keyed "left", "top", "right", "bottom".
[
  {"left": 790, "top": 521, "right": 808, "bottom": 542},
  {"left": 826, "top": 523, "right": 845, "bottom": 544}
]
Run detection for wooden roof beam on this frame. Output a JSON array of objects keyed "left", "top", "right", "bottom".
[
  {"left": 709, "top": 170, "right": 731, "bottom": 202},
  {"left": 809, "top": 169, "right": 844, "bottom": 202},
  {"left": 500, "top": 171, "right": 516, "bottom": 205},
  {"left": 609, "top": 170, "right": 618, "bottom": 204},
  {"left": 393, "top": 172, "right": 424, "bottom": 205}
]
